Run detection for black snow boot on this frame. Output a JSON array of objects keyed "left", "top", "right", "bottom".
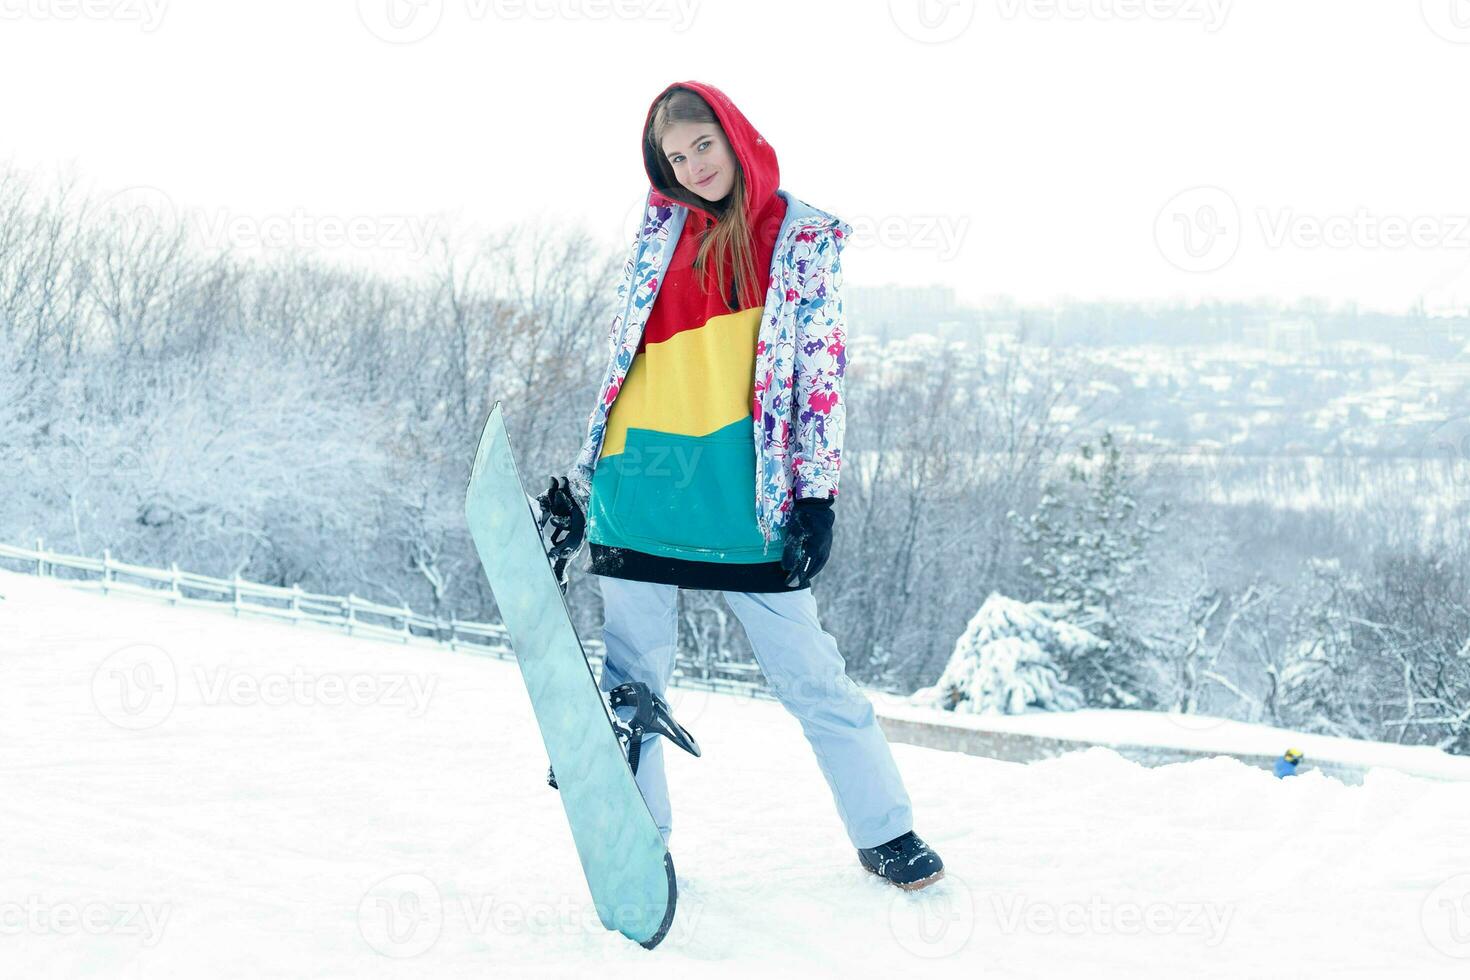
[{"left": 857, "top": 830, "right": 945, "bottom": 890}]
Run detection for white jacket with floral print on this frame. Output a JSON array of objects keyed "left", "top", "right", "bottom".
[{"left": 569, "top": 187, "right": 852, "bottom": 557}]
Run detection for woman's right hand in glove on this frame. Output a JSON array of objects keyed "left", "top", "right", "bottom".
[{"left": 535, "top": 475, "right": 586, "bottom": 560}]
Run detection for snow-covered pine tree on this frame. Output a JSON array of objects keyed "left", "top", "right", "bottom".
[
  {"left": 911, "top": 593, "right": 1099, "bottom": 714},
  {"left": 1274, "top": 557, "right": 1365, "bottom": 738},
  {"left": 1007, "top": 429, "right": 1167, "bottom": 708}
]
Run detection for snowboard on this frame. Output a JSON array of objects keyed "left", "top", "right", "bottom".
[{"left": 463, "top": 400, "right": 677, "bottom": 950}]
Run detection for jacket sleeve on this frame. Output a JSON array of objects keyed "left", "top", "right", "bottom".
[
  {"left": 791, "top": 233, "right": 849, "bottom": 502},
  {"left": 604, "top": 226, "right": 642, "bottom": 356},
  {"left": 568, "top": 231, "right": 641, "bottom": 509}
]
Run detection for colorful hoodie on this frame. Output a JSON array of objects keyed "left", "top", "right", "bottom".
[{"left": 569, "top": 80, "right": 852, "bottom": 589}]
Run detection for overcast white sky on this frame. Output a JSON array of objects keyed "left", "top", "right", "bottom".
[{"left": 3, "top": 0, "right": 1469, "bottom": 313}]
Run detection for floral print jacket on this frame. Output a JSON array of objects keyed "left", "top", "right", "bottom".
[{"left": 569, "top": 187, "right": 853, "bottom": 556}]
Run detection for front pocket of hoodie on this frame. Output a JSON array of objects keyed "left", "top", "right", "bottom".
[{"left": 609, "top": 422, "right": 764, "bottom": 555}]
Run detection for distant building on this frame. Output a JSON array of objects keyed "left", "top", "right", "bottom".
[
  {"left": 845, "top": 284, "right": 980, "bottom": 342},
  {"left": 1421, "top": 292, "right": 1470, "bottom": 320},
  {"left": 1242, "top": 318, "right": 1319, "bottom": 353},
  {"left": 846, "top": 283, "right": 956, "bottom": 322},
  {"left": 1403, "top": 344, "right": 1470, "bottom": 388}
]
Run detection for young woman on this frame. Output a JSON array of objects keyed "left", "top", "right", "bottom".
[{"left": 539, "top": 80, "right": 944, "bottom": 890}]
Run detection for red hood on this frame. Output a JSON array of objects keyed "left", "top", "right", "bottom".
[{"left": 642, "top": 80, "right": 780, "bottom": 227}]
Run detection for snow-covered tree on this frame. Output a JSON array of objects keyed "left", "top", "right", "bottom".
[
  {"left": 1274, "top": 557, "right": 1365, "bottom": 736},
  {"left": 910, "top": 593, "right": 1099, "bottom": 714},
  {"left": 1007, "top": 429, "right": 1168, "bottom": 708},
  {"left": 1276, "top": 552, "right": 1470, "bottom": 755}
]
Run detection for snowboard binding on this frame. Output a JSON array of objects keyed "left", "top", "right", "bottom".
[
  {"left": 548, "top": 681, "right": 701, "bottom": 790},
  {"left": 534, "top": 476, "right": 586, "bottom": 595}
]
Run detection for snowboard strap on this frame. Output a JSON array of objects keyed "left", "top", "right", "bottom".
[
  {"left": 546, "top": 683, "right": 701, "bottom": 791},
  {"left": 607, "top": 682, "right": 702, "bottom": 776}
]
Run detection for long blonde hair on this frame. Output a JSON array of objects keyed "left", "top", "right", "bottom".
[{"left": 645, "top": 87, "right": 763, "bottom": 312}]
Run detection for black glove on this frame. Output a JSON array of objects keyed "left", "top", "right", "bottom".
[
  {"left": 535, "top": 476, "right": 586, "bottom": 562},
  {"left": 781, "top": 496, "right": 835, "bottom": 589}
]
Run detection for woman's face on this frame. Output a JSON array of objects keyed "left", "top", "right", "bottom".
[{"left": 659, "top": 120, "right": 737, "bottom": 203}]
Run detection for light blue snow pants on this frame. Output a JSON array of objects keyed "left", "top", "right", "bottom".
[{"left": 595, "top": 575, "right": 914, "bottom": 851}]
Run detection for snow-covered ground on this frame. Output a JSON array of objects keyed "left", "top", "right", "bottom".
[{"left": 3, "top": 566, "right": 1470, "bottom": 978}]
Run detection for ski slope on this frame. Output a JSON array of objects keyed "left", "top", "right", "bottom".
[{"left": 2, "top": 566, "right": 1469, "bottom": 978}]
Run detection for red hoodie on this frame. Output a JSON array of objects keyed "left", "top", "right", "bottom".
[
  {"left": 584, "top": 81, "right": 799, "bottom": 592},
  {"left": 642, "top": 80, "right": 783, "bottom": 241}
]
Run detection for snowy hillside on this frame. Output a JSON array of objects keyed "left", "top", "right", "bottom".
[{"left": 3, "top": 567, "right": 1470, "bottom": 978}]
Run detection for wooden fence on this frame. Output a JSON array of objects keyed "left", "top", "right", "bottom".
[{"left": 0, "top": 539, "right": 774, "bottom": 700}]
